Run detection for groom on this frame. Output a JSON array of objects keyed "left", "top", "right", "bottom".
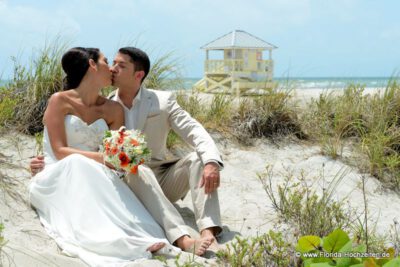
[
  {"left": 111, "top": 47, "right": 223, "bottom": 249},
  {"left": 31, "top": 47, "right": 223, "bottom": 252}
]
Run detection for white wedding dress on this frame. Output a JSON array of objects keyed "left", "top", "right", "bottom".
[{"left": 29, "top": 115, "right": 175, "bottom": 267}]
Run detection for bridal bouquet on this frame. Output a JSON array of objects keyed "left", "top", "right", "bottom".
[{"left": 101, "top": 126, "right": 151, "bottom": 174}]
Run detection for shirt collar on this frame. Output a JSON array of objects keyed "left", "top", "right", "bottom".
[{"left": 115, "top": 86, "right": 143, "bottom": 109}]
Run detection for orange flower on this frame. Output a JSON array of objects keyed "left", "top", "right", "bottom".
[
  {"left": 117, "top": 136, "right": 124, "bottom": 145},
  {"left": 104, "top": 142, "right": 110, "bottom": 153},
  {"left": 140, "top": 158, "right": 145, "bottom": 164},
  {"left": 118, "top": 152, "right": 130, "bottom": 167},
  {"left": 111, "top": 146, "right": 118, "bottom": 155},
  {"left": 130, "top": 165, "right": 138, "bottom": 174},
  {"left": 118, "top": 128, "right": 126, "bottom": 135},
  {"left": 130, "top": 139, "right": 139, "bottom": 146}
]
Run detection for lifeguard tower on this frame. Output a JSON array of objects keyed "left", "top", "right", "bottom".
[{"left": 193, "top": 30, "right": 277, "bottom": 96}]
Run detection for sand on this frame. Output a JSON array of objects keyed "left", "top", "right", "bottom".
[{"left": 1, "top": 87, "right": 398, "bottom": 266}]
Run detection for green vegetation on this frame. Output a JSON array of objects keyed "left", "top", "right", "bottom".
[
  {"left": 0, "top": 87, "right": 19, "bottom": 129},
  {"left": 145, "top": 51, "right": 184, "bottom": 90},
  {"left": 211, "top": 166, "right": 397, "bottom": 267},
  {"left": 258, "top": 166, "right": 352, "bottom": 237},
  {"left": 174, "top": 87, "right": 304, "bottom": 146},
  {"left": 233, "top": 88, "right": 305, "bottom": 144},
  {"left": 296, "top": 228, "right": 399, "bottom": 267},
  {"left": 34, "top": 132, "right": 44, "bottom": 156},
  {"left": 0, "top": 223, "right": 7, "bottom": 265},
  {"left": 166, "top": 130, "right": 183, "bottom": 149},
  {"left": 1, "top": 38, "right": 67, "bottom": 134},
  {"left": 216, "top": 231, "right": 295, "bottom": 267},
  {"left": 302, "top": 81, "right": 400, "bottom": 189},
  {"left": 175, "top": 90, "right": 205, "bottom": 121},
  {"left": 0, "top": 223, "right": 6, "bottom": 250}
]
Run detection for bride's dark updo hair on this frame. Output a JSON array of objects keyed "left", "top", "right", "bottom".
[{"left": 61, "top": 47, "right": 100, "bottom": 90}]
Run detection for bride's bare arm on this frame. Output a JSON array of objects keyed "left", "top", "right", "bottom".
[{"left": 44, "top": 93, "right": 104, "bottom": 164}]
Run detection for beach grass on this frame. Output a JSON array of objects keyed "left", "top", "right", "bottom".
[
  {"left": 2, "top": 37, "right": 67, "bottom": 134},
  {"left": 144, "top": 51, "right": 184, "bottom": 91},
  {"left": 302, "top": 81, "right": 400, "bottom": 189},
  {"left": 0, "top": 223, "right": 7, "bottom": 266},
  {"left": 0, "top": 87, "right": 19, "bottom": 130},
  {"left": 232, "top": 88, "right": 305, "bottom": 144},
  {"left": 174, "top": 87, "right": 304, "bottom": 146},
  {"left": 258, "top": 166, "right": 352, "bottom": 237},
  {"left": 216, "top": 231, "right": 296, "bottom": 267}
]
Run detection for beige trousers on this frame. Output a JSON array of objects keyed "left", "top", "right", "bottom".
[{"left": 124, "top": 152, "right": 221, "bottom": 243}]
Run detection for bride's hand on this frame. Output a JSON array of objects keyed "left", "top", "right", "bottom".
[
  {"left": 103, "top": 160, "right": 125, "bottom": 174},
  {"left": 105, "top": 161, "right": 115, "bottom": 169},
  {"left": 30, "top": 155, "right": 45, "bottom": 176}
]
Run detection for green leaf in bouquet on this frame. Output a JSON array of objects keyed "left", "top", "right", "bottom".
[
  {"left": 104, "top": 130, "right": 111, "bottom": 138},
  {"left": 143, "top": 147, "right": 151, "bottom": 156}
]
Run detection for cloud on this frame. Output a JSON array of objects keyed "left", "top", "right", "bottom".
[
  {"left": 0, "top": 1, "right": 81, "bottom": 77},
  {"left": 0, "top": 1, "right": 80, "bottom": 45},
  {"left": 131, "top": 0, "right": 312, "bottom": 33}
]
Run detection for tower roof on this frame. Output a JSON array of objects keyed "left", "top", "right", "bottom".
[{"left": 201, "top": 30, "right": 277, "bottom": 50}]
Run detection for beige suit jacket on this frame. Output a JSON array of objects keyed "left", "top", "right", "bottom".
[{"left": 113, "top": 88, "right": 223, "bottom": 167}]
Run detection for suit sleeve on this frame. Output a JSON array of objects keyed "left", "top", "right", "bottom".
[{"left": 167, "top": 93, "right": 224, "bottom": 167}]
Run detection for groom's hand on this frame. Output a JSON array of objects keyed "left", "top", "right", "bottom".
[
  {"left": 199, "top": 162, "right": 220, "bottom": 194},
  {"left": 30, "top": 155, "right": 45, "bottom": 176}
]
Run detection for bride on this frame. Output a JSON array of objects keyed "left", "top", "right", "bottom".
[{"left": 29, "top": 47, "right": 189, "bottom": 266}]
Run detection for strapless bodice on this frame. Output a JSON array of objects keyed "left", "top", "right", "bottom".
[{"left": 42, "top": 115, "right": 108, "bottom": 164}]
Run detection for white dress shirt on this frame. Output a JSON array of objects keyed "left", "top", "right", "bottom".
[{"left": 112, "top": 88, "right": 142, "bottom": 130}]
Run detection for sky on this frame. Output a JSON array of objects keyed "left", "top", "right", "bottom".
[{"left": 0, "top": 0, "right": 399, "bottom": 79}]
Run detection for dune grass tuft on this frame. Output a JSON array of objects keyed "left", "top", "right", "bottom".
[
  {"left": 300, "top": 80, "right": 400, "bottom": 189},
  {"left": 3, "top": 37, "right": 67, "bottom": 134}
]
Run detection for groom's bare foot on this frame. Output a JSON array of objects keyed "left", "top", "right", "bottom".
[
  {"left": 176, "top": 235, "right": 212, "bottom": 256},
  {"left": 146, "top": 242, "right": 166, "bottom": 253},
  {"left": 201, "top": 227, "right": 221, "bottom": 252}
]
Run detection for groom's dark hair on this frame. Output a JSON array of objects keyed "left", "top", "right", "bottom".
[{"left": 118, "top": 47, "right": 150, "bottom": 83}]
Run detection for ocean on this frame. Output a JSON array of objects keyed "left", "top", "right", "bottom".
[
  {"left": 1, "top": 77, "right": 398, "bottom": 90},
  {"left": 182, "top": 77, "right": 399, "bottom": 90}
]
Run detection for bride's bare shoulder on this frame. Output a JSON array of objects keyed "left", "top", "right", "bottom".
[
  {"left": 45, "top": 91, "right": 77, "bottom": 116},
  {"left": 48, "top": 91, "right": 75, "bottom": 103}
]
